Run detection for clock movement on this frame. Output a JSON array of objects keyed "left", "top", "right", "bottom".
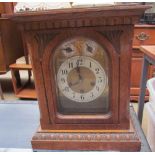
[{"left": 4, "top": 4, "right": 151, "bottom": 151}]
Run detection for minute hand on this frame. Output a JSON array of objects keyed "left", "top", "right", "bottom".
[{"left": 76, "top": 66, "right": 83, "bottom": 80}]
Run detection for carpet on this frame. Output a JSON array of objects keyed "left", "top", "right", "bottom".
[{"left": 0, "top": 100, "right": 39, "bottom": 149}]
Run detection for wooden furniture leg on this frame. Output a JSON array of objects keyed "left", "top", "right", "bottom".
[
  {"left": 138, "top": 46, "right": 155, "bottom": 125},
  {"left": 9, "top": 63, "right": 37, "bottom": 99},
  {"left": 138, "top": 56, "right": 149, "bottom": 124},
  {"left": 0, "top": 82, "right": 4, "bottom": 100}
]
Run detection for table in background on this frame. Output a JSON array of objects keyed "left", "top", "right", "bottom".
[{"left": 138, "top": 45, "right": 155, "bottom": 124}]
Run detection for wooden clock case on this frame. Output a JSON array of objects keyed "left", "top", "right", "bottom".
[
  {"left": 3, "top": 4, "right": 150, "bottom": 151},
  {"left": 42, "top": 29, "right": 123, "bottom": 129}
]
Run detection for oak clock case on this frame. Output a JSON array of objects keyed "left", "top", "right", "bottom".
[
  {"left": 42, "top": 30, "right": 119, "bottom": 129},
  {"left": 6, "top": 4, "right": 149, "bottom": 151}
]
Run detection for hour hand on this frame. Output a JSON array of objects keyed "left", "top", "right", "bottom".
[{"left": 76, "top": 66, "right": 83, "bottom": 80}]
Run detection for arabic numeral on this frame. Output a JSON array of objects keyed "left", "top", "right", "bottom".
[
  {"left": 76, "top": 59, "right": 83, "bottom": 66},
  {"left": 95, "top": 68, "right": 100, "bottom": 74},
  {"left": 98, "top": 77, "right": 103, "bottom": 83},
  {"left": 63, "top": 86, "right": 69, "bottom": 92},
  {"left": 81, "top": 95, "right": 84, "bottom": 100},
  {"left": 72, "top": 92, "right": 75, "bottom": 98},
  {"left": 61, "top": 78, "right": 65, "bottom": 83},
  {"left": 96, "top": 86, "right": 99, "bottom": 91},
  {"left": 89, "top": 62, "right": 92, "bottom": 68},
  {"left": 91, "top": 92, "right": 94, "bottom": 97}
]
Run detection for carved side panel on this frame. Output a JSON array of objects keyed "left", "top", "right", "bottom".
[
  {"left": 34, "top": 32, "right": 59, "bottom": 58},
  {"left": 99, "top": 30, "right": 123, "bottom": 54}
]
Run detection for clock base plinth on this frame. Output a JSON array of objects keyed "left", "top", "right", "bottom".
[{"left": 31, "top": 118, "right": 141, "bottom": 152}]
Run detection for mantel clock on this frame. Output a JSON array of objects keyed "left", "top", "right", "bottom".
[{"left": 4, "top": 4, "right": 151, "bottom": 151}]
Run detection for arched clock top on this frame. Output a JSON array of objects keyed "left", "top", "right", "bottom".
[
  {"left": 42, "top": 30, "right": 119, "bottom": 65},
  {"left": 41, "top": 29, "right": 119, "bottom": 124},
  {"left": 32, "top": 28, "right": 125, "bottom": 59},
  {"left": 52, "top": 37, "right": 110, "bottom": 114}
]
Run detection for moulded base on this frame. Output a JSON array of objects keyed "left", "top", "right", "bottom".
[{"left": 31, "top": 115, "right": 141, "bottom": 152}]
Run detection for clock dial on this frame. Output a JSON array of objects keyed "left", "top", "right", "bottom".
[
  {"left": 61, "top": 40, "right": 76, "bottom": 57},
  {"left": 83, "top": 40, "right": 97, "bottom": 56},
  {"left": 53, "top": 37, "right": 109, "bottom": 114},
  {"left": 57, "top": 56, "right": 107, "bottom": 102}
]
